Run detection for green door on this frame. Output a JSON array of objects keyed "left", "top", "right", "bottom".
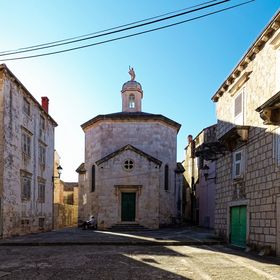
[
  {"left": 230, "top": 206, "right": 247, "bottom": 247},
  {"left": 121, "top": 192, "right": 136, "bottom": 221}
]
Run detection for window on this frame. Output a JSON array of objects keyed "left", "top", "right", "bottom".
[
  {"left": 124, "top": 159, "right": 134, "bottom": 171},
  {"left": 234, "top": 89, "right": 244, "bottom": 125},
  {"left": 91, "top": 165, "right": 95, "bottom": 192},
  {"left": 39, "top": 116, "right": 45, "bottom": 138},
  {"left": 23, "top": 98, "right": 31, "bottom": 116},
  {"left": 22, "top": 176, "right": 31, "bottom": 200},
  {"left": 22, "top": 132, "right": 31, "bottom": 156},
  {"left": 39, "top": 218, "right": 45, "bottom": 229},
  {"left": 128, "top": 94, "right": 135, "bottom": 108},
  {"left": 233, "top": 151, "right": 243, "bottom": 178},
  {"left": 164, "top": 164, "right": 169, "bottom": 191},
  {"left": 38, "top": 183, "right": 45, "bottom": 203},
  {"left": 276, "top": 48, "right": 280, "bottom": 93},
  {"left": 39, "top": 145, "right": 46, "bottom": 165},
  {"left": 63, "top": 193, "right": 74, "bottom": 205}
]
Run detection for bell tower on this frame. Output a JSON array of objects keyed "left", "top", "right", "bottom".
[{"left": 121, "top": 67, "right": 143, "bottom": 112}]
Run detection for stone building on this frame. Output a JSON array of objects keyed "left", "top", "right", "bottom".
[
  {"left": 183, "top": 125, "right": 219, "bottom": 228},
  {"left": 0, "top": 64, "right": 57, "bottom": 238},
  {"left": 77, "top": 69, "right": 183, "bottom": 230},
  {"left": 212, "top": 12, "right": 280, "bottom": 255},
  {"left": 53, "top": 151, "right": 78, "bottom": 229}
]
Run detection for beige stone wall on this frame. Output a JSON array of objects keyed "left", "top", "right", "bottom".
[
  {"left": 214, "top": 27, "right": 280, "bottom": 253},
  {"left": 0, "top": 69, "right": 55, "bottom": 238},
  {"left": 53, "top": 161, "right": 79, "bottom": 229},
  {"left": 80, "top": 120, "right": 178, "bottom": 228},
  {"left": 54, "top": 204, "right": 78, "bottom": 229}
]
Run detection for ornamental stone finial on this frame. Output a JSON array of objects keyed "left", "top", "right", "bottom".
[{"left": 128, "top": 66, "right": 135, "bottom": 81}]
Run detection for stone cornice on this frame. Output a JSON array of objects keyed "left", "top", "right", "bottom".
[
  {"left": 212, "top": 11, "right": 280, "bottom": 102},
  {"left": 0, "top": 64, "right": 58, "bottom": 127},
  {"left": 81, "top": 112, "right": 181, "bottom": 133}
]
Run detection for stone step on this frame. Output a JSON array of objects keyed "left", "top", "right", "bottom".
[{"left": 108, "top": 223, "right": 150, "bottom": 232}]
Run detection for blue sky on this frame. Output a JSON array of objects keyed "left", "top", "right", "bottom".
[{"left": 0, "top": 0, "right": 279, "bottom": 181}]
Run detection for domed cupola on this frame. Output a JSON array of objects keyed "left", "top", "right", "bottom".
[{"left": 121, "top": 67, "right": 143, "bottom": 112}]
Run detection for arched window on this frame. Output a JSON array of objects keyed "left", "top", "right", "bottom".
[
  {"left": 164, "top": 164, "right": 169, "bottom": 191},
  {"left": 91, "top": 165, "right": 95, "bottom": 192},
  {"left": 128, "top": 94, "right": 135, "bottom": 108}
]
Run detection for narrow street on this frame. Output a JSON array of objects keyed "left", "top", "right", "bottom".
[{"left": 0, "top": 244, "right": 279, "bottom": 280}]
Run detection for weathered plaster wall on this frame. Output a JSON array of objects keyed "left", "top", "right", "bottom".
[{"left": 1, "top": 70, "right": 55, "bottom": 238}]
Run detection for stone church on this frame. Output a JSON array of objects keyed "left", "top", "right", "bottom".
[{"left": 77, "top": 68, "right": 183, "bottom": 229}]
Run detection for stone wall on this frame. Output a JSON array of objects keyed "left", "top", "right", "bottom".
[
  {"left": 214, "top": 25, "right": 280, "bottom": 254},
  {"left": 0, "top": 70, "right": 4, "bottom": 237},
  {"left": 79, "top": 119, "right": 178, "bottom": 228}
]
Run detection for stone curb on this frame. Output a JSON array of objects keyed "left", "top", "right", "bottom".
[{"left": 0, "top": 240, "right": 224, "bottom": 246}]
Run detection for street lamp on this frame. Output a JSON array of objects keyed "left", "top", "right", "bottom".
[{"left": 52, "top": 165, "right": 63, "bottom": 181}]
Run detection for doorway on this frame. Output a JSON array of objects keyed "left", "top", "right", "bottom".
[
  {"left": 121, "top": 192, "right": 136, "bottom": 222},
  {"left": 230, "top": 205, "right": 247, "bottom": 248}
]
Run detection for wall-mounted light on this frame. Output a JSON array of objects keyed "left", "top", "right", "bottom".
[
  {"left": 52, "top": 165, "right": 63, "bottom": 182},
  {"left": 202, "top": 164, "right": 216, "bottom": 182}
]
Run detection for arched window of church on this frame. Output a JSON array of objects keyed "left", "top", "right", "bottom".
[
  {"left": 91, "top": 165, "right": 95, "bottom": 192},
  {"left": 129, "top": 94, "right": 135, "bottom": 108},
  {"left": 164, "top": 164, "right": 169, "bottom": 191}
]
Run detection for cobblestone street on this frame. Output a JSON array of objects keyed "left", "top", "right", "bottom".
[{"left": 0, "top": 244, "right": 279, "bottom": 280}]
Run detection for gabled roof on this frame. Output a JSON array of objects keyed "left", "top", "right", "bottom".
[
  {"left": 212, "top": 11, "right": 280, "bottom": 102},
  {"left": 81, "top": 112, "right": 181, "bottom": 133},
  {"left": 0, "top": 64, "right": 58, "bottom": 126},
  {"left": 95, "top": 144, "right": 162, "bottom": 166}
]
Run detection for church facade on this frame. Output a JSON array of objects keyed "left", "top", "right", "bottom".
[{"left": 77, "top": 69, "right": 182, "bottom": 229}]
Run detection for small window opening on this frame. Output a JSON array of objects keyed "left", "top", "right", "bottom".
[
  {"left": 124, "top": 159, "right": 134, "bottom": 170},
  {"left": 91, "top": 165, "right": 95, "bottom": 192},
  {"left": 164, "top": 164, "right": 169, "bottom": 191},
  {"left": 129, "top": 94, "right": 135, "bottom": 108}
]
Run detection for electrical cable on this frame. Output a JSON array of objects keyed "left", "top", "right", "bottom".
[
  {"left": 0, "top": 0, "right": 229, "bottom": 57},
  {"left": 0, "top": 0, "right": 254, "bottom": 62},
  {"left": 0, "top": 0, "right": 220, "bottom": 55}
]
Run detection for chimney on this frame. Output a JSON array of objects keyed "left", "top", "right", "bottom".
[{"left": 41, "top": 97, "right": 49, "bottom": 113}]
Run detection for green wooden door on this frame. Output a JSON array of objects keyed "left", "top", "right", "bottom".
[
  {"left": 230, "top": 206, "right": 247, "bottom": 247},
  {"left": 121, "top": 192, "right": 136, "bottom": 221}
]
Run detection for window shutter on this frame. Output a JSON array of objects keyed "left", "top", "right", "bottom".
[{"left": 234, "top": 94, "right": 242, "bottom": 117}]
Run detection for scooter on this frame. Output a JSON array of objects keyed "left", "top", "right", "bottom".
[{"left": 82, "top": 218, "right": 97, "bottom": 230}]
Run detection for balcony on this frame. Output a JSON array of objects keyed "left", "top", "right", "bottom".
[{"left": 256, "top": 91, "right": 280, "bottom": 125}]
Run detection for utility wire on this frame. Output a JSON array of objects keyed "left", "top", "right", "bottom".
[
  {"left": 0, "top": 0, "right": 229, "bottom": 57},
  {"left": 0, "top": 0, "right": 220, "bottom": 55},
  {"left": 0, "top": 0, "right": 254, "bottom": 62}
]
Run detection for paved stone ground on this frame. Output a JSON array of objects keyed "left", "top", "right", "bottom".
[
  {"left": 0, "top": 244, "right": 279, "bottom": 280},
  {"left": 0, "top": 227, "right": 279, "bottom": 279},
  {"left": 0, "top": 227, "right": 222, "bottom": 246}
]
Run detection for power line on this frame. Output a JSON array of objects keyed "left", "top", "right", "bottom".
[
  {"left": 0, "top": 0, "right": 220, "bottom": 55},
  {"left": 0, "top": 0, "right": 255, "bottom": 62},
  {"left": 0, "top": 0, "right": 229, "bottom": 57}
]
